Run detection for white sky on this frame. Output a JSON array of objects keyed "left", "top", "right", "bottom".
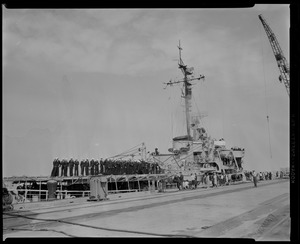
[{"left": 3, "top": 5, "right": 290, "bottom": 177}]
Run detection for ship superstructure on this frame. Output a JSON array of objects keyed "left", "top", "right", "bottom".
[{"left": 151, "top": 42, "right": 245, "bottom": 180}]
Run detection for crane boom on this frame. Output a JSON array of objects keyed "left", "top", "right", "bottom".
[{"left": 258, "top": 14, "right": 290, "bottom": 97}]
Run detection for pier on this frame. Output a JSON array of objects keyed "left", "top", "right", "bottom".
[{"left": 3, "top": 179, "right": 289, "bottom": 240}]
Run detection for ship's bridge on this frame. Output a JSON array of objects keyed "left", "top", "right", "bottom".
[
  {"left": 172, "top": 135, "right": 194, "bottom": 153},
  {"left": 231, "top": 147, "right": 245, "bottom": 158},
  {"left": 214, "top": 140, "right": 226, "bottom": 147}
]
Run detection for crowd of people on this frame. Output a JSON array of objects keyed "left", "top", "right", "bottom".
[
  {"left": 171, "top": 169, "right": 285, "bottom": 190},
  {"left": 245, "top": 170, "right": 287, "bottom": 187},
  {"left": 231, "top": 147, "right": 245, "bottom": 151},
  {"left": 50, "top": 158, "right": 163, "bottom": 177},
  {"left": 201, "top": 172, "right": 230, "bottom": 188},
  {"left": 244, "top": 170, "right": 285, "bottom": 181},
  {"left": 172, "top": 171, "right": 230, "bottom": 190}
]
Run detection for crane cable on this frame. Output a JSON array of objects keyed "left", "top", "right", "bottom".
[
  {"left": 169, "top": 84, "right": 174, "bottom": 140},
  {"left": 259, "top": 21, "right": 273, "bottom": 159}
]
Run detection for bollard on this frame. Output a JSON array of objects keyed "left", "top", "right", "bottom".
[
  {"left": 47, "top": 180, "right": 57, "bottom": 201},
  {"left": 88, "top": 176, "right": 108, "bottom": 201}
]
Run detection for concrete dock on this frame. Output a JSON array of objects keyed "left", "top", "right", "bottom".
[{"left": 3, "top": 179, "right": 290, "bottom": 240}]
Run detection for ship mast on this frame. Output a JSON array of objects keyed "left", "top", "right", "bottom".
[{"left": 165, "top": 41, "right": 205, "bottom": 139}]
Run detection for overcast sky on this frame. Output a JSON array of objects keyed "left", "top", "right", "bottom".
[{"left": 3, "top": 5, "right": 290, "bottom": 177}]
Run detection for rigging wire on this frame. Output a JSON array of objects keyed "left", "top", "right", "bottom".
[
  {"left": 222, "top": 104, "right": 225, "bottom": 140},
  {"left": 107, "top": 143, "right": 144, "bottom": 159},
  {"left": 192, "top": 89, "right": 207, "bottom": 132},
  {"left": 169, "top": 84, "right": 174, "bottom": 140},
  {"left": 166, "top": 79, "right": 184, "bottom": 139},
  {"left": 173, "top": 85, "right": 185, "bottom": 136},
  {"left": 259, "top": 22, "right": 273, "bottom": 159},
  {"left": 181, "top": 99, "right": 186, "bottom": 136}
]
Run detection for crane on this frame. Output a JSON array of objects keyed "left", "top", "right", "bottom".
[{"left": 258, "top": 14, "right": 290, "bottom": 97}]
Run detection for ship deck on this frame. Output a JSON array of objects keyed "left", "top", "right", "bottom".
[{"left": 4, "top": 173, "right": 171, "bottom": 183}]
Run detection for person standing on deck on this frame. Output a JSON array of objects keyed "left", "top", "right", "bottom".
[
  {"left": 90, "top": 159, "right": 95, "bottom": 176},
  {"left": 56, "top": 159, "right": 61, "bottom": 177},
  {"left": 157, "top": 163, "right": 161, "bottom": 174},
  {"left": 69, "top": 158, "right": 74, "bottom": 177},
  {"left": 55, "top": 158, "right": 60, "bottom": 177},
  {"left": 74, "top": 159, "right": 79, "bottom": 176},
  {"left": 112, "top": 160, "right": 117, "bottom": 175},
  {"left": 100, "top": 158, "right": 104, "bottom": 174},
  {"left": 60, "top": 160, "right": 65, "bottom": 177},
  {"left": 106, "top": 159, "right": 111, "bottom": 175},
  {"left": 51, "top": 158, "right": 57, "bottom": 177},
  {"left": 104, "top": 159, "right": 109, "bottom": 175},
  {"left": 64, "top": 159, "right": 69, "bottom": 177},
  {"left": 80, "top": 159, "right": 85, "bottom": 176},
  {"left": 85, "top": 159, "right": 90, "bottom": 176},
  {"left": 53, "top": 158, "right": 60, "bottom": 177},
  {"left": 94, "top": 160, "right": 99, "bottom": 175}
]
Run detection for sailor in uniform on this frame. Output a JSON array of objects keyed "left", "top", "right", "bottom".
[
  {"left": 80, "top": 159, "right": 85, "bottom": 176},
  {"left": 74, "top": 159, "right": 79, "bottom": 176},
  {"left": 85, "top": 159, "right": 90, "bottom": 176},
  {"left": 94, "top": 160, "right": 99, "bottom": 175},
  {"left": 90, "top": 159, "right": 95, "bottom": 176},
  {"left": 69, "top": 158, "right": 75, "bottom": 177}
]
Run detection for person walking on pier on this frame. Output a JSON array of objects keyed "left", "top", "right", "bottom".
[
  {"left": 204, "top": 173, "right": 210, "bottom": 188},
  {"left": 194, "top": 173, "right": 198, "bottom": 189},
  {"left": 268, "top": 172, "right": 272, "bottom": 180},
  {"left": 224, "top": 173, "right": 229, "bottom": 185},
  {"left": 179, "top": 172, "right": 184, "bottom": 190},
  {"left": 252, "top": 170, "right": 258, "bottom": 187},
  {"left": 212, "top": 172, "right": 218, "bottom": 188},
  {"left": 174, "top": 174, "right": 181, "bottom": 190},
  {"left": 201, "top": 174, "right": 205, "bottom": 185}
]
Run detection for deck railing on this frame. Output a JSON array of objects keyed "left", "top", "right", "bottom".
[
  {"left": 10, "top": 183, "right": 178, "bottom": 204},
  {"left": 11, "top": 189, "right": 91, "bottom": 203}
]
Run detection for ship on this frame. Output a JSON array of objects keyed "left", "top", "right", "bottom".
[
  {"left": 149, "top": 41, "right": 245, "bottom": 181},
  {"left": 3, "top": 41, "right": 246, "bottom": 209}
]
